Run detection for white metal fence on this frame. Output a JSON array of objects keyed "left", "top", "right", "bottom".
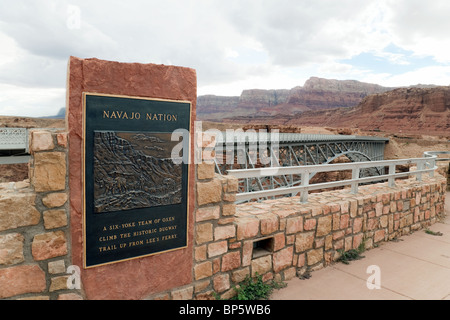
[{"left": 227, "top": 151, "right": 449, "bottom": 203}]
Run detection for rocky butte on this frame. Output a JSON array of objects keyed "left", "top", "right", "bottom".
[
  {"left": 197, "top": 77, "right": 392, "bottom": 121},
  {"left": 283, "top": 86, "right": 450, "bottom": 137}
]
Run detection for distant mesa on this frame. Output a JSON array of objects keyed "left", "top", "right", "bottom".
[
  {"left": 196, "top": 77, "right": 395, "bottom": 121},
  {"left": 196, "top": 76, "right": 449, "bottom": 138}
]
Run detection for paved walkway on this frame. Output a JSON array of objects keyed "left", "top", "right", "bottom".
[{"left": 271, "top": 192, "right": 450, "bottom": 300}]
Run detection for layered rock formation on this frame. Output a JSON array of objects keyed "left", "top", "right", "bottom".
[
  {"left": 284, "top": 77, "right": 391, "bottom": 111},
  {"left": 197, "top": 77, "right": 392, "bottom": 120},
  {"left": 284, "top": 86, "right": 450, "bottom": 137}
]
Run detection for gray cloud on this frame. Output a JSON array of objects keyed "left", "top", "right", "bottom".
[{"left": 0, "top": 0, "right": 449, "bottom": 117}]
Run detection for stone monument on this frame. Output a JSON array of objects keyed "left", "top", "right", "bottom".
[{"left": 66, "top": 57, "right": 196, "bottom": 299}]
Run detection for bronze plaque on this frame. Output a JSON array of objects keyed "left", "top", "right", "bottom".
[{"left": 83, "top": 93, "right": 191, "bottom": 268}]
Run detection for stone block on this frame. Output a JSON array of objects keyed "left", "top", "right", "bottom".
[
  {"left": 260, "top": 214, "right": 279, "bottom": 235},
  {"left": 50, "top": 275, "right": 70, "bottom": 292},
  {"left": 316, "top": 215, "right": 332, "bottom": 237},
  {"left": 273, "top": 246, "right": 293, "bottom": 273},
  {"left": 340, "top": 201, "right": 349, "bottom": 214},
  {"left": 375, "top": 202, "right": 383, "bottom": 216},
  {"left": 42, "top": 192, "right": 68, "bottom": 208},
  {"left": 0, "top": 265, "right": 46, "bottom": 299},
  {"left": 195, "top": 245, "right": 207, "bottom": 262},
  {"left": 32, "top": 231, "right": 68, "bottom": 261},
  {"left": 307, "top": 248, "right": 323, "bottom": 266},
  {"left": 353, "top": 217, "right": 363, "bottom": 233},
  {"left": 223, "top": 192, "right": 236, "bottom": 202},
  {"left": 196, "top": 206, "right": 220, "bottom": 222},
  {"left": 273, "top": 232, "right": 286, "bottom": 251},
  {"left": 232, "top": 267, "right": 250, "bottom": 283},
  {"left": 197, "top": 162, "right": 215, "bottom": 180},
  {"left": 48, "top": 260, "right": 66, "bottom": 274},
  {"left": 32, "top": 152, "right": 66, "bottom": 192},
  {"left": 304, "top": 218, "right": 316, "bottom": 231},
  {"left": 194, "top": 261, "right": 212, "bottom": 280},
  {"left": 350, "top": 200, "right": 358, "bottom": 217},
  {"left": 214, "top": 225, "right": 236, "bottom": 241},
  {"left": 0, "top": 233, "right": 24, "bottom": 265},
  {"left": 43, "top": 209, "right": 68, "bottom": 229},
  {"left": 286, "top": 216, "right": 303, "bottom": 234},
  {"left": 222, "top": 203, "right": 236, "bottom": 216},
  {"left": 242, "top": 241, "right": 253, "bottom": 266},
  {"left": 339, "top": 214, "right": 350, "bottom": 229},
  {"left": 236, "top": 217, "right": 259, "bottom": 240},
  {"left": 295, "top": 232, "right": 315, "bottom": 252},
  {"left": 251, "top": 255, "right": 272, "bottom": 276},
  {"left": 380, "top": 215, "right": 388, "bottom": 228},
  {"left": 208, "top": 241, "right": 228, "bottom": 257},
  {"left": 374, "top": 229, "right": 386, "bottom": 243},
  {"left": 225, "top": 176, "right": 239, "bottom": 193},
  {"left": 221, "top": 251, "right": 241, "bottom": 272},
  {"left": 196, "top": 223, "right": 213, "bottom": 245},
  {"left": 353, "top": 234, "right": 364, "bottom": 249},
  {"left": 197, "top": 179, "right": 222, "bottom": 206},
  {"left": 56, "top": 132, "right": 68, "bottom": 147},
  {"left": 213, "top": 273, "right": 230, "bottom": 293},
  {"left": 0, "top": 193, "right": 40, "bottom": 232},
  {"left": 31, "top": 130, "right": 54, "bottom": 152}
]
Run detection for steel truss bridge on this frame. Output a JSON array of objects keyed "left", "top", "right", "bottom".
[{"left": 213, "top": 132, "right": 389, "bottom": 200}]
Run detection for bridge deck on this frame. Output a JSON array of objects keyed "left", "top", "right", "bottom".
[{"left": 215, "top": 132, "right": 389, "bottom": 144}]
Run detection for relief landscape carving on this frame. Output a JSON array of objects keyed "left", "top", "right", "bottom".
[{"left": 93, "top": 131, "right": 182, "bottom": 213}]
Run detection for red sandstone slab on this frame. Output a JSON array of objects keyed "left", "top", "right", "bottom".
[{"left": 66, "top": 57, "right": 196, "bottom": 300}]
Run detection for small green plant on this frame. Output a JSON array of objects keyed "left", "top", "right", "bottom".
[
  {"left": 230, "top": 273, "right": 285, "bottom": 300},
  {"left": 425, "top": 229, "right": 443, "bottom": 236},
  {"left": 337, "top": 240, "right": 366, "bottom": 265}
]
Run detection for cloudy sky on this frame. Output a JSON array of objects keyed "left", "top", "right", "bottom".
[{"left": 1, "top": 0, "right": 450, "bottom": 117}]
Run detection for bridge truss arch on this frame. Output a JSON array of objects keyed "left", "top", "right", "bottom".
[{"left": 213, "top": 132, "right": 389, "bottom": 199}]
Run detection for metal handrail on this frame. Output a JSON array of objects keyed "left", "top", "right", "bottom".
[
  {"left": 227, "top": 154, "right": 443, "bottom": 203},
  {"left": 424, "top": 151, "right": 450, "bottom": 162},
  {"left": 0, "top": 128, "right": 28, "bottom": 151},
  {"left": 0, "top": 127, "right": 30, "bottom": 164}
]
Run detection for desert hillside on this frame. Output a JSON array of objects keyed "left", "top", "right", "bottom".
[
  {"left": 197, "top": 77, "right": 392, "bottom": 120},
  {"left": 221, "top": 86, "right": 450, "bottom": 138}
]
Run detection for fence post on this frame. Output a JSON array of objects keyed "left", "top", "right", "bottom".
[
  {"left": 351, "top": 167, "right": 359, "bottom": 194},
  {"left": 417, "top": 161, "right": 423, "bottom": 181},
  {"left": 428, "top": 158, "right": 435, "bottom": 178},
  {"left": 388, "top": 164, "right": 396, "bottom": 187},
  {"left": 300, "top": 171, "right": 309, "bottom": 203}
]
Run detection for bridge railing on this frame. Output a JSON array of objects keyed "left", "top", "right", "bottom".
[
  {"left": 0, "top": 127, "right": 30, "bottom": 164},
  {"left": 424, "top": 151, "right": 450, "bottom": 163},
  {"left": 227, "top": 153, "right": 448, "bottom": 203}
]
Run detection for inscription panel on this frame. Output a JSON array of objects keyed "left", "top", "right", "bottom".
[{"left": 83, "top": 93, "right": 191, "bottom": 268}]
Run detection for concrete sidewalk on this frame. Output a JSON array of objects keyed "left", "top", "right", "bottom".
[{"left": 271, "top": 192, "right": 450, "bottom": 300}]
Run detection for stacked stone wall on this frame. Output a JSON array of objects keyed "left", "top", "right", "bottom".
[
  {"left": 0, "top": 129, "right": 81, "bottom": 300},
  {"left": 146, "top": 135, "right": 447, "bottom": 300}
]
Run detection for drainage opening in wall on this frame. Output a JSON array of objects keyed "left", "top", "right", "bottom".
[{"left": 252, "top": 237, "right": 274, "bottom": 259}]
